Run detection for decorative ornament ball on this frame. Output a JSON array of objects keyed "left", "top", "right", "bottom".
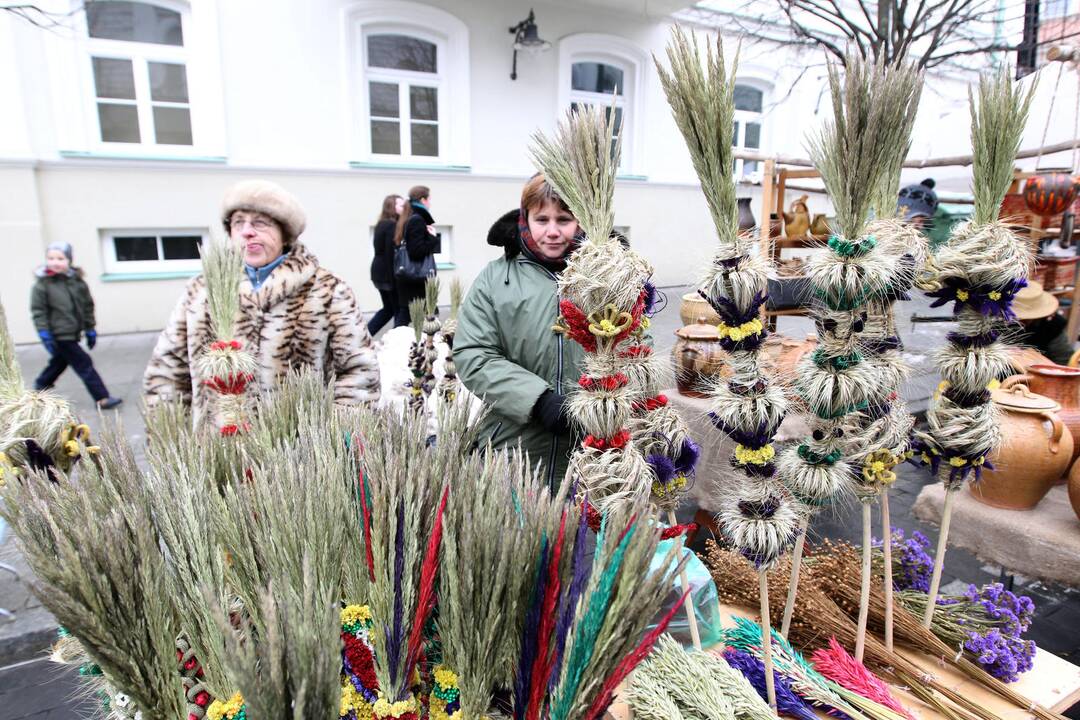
[{"left": 1022, "top": 173, "right": 1079, "bottom": 217}]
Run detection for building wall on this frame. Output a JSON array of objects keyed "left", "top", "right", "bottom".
[{"left": 0, "top": 0, "right": 1065, "bottom": 343}]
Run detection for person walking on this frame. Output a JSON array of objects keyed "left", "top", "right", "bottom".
[
  {"left": 31, "top": 242, "right": 122, "bottom": 409},
  {"left": 454, "top": 174, "right": 586, "bottom": 487},
  {"left": 143, "top": 180, "right": 380, "bottom": 422},
  {"left": 393, "top": 185, "right": 440, "bottom": 327},
  {"left": 368, "top": 194, "right": 402, "bottom": 336}
]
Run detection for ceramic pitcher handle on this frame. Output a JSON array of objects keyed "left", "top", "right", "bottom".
[
  {"left": 1001, "top": 373, "right": 1033, "bottom": 390},
  {"left": 1041, "top": 411, "right": 1065, "bottom": 454}
]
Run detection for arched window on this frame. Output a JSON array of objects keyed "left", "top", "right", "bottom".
[
  {"left": 85, "top": 1, "right": 192, "bottom": 147},
  {"left": 348, "top": 1, "right": 470, "bottom": 166},
  {"left": 569, "top": 60, "right": 628, "bottom": 157},
  {"left": 733, "top": 83, "right": 764, "bottom": 179},
  {"left": 558, "top": 34, "right": 647, "bottom": 176},
  {"left": 364, "top": 30, "right": 442, "bottom": 158}
]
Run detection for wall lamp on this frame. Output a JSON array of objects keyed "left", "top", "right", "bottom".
[{"left": 509, "top": 9, "right": 551, "bottom": 80}]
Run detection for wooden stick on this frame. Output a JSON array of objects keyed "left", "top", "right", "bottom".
[
  {"left": 923, "top": 487, "right": 957, "bottom": 628},
  {"left": 668, "top": 508, "right": 702, "bottom": 650},
  {"left": 881, "top": 490, "right": 895, "bottom": 652},
  {"left": 855, "top": 500, "right": 872, "bottom": 662},
  {"left": 759, "top": 569, "right": 777, "bottom": 712},
  {"left": 780, "top": 514, "right": 810, "bottom": 639}
]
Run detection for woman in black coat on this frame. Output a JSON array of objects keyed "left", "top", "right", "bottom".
[
  {"left": 393, "top": 185, "right": 441, "bottom": 327},
  {"left": 367, "top": 193, "right": 402, "bottom": 336}
]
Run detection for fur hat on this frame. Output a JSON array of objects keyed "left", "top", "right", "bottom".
[{"left": 221, "top": 180, "right": 307, "bottom": 240}]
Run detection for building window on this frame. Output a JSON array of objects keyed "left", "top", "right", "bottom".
[
  {"left": 733, "top": 83, "right": 764, "bottom": 179},
  {"left": 348, "top": 2, "right": 470, "bottom": 166},
  {"left": 102, "top": 229, "right": 204, "bottom": 275},
  {"left": 569, "top": 61, "right": 627, "bottom": 159},
  {"left": 557, "top": 34, "right": 647, "bottom": 176},
  {"left": 85, "top": 1, "right": 193, "bottom": 147},
  {"left": 364, "top": 31, "right": 442, "bottom": 158}
]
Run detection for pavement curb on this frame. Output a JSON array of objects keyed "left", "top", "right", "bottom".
[{"left": 0, "top": 624, "right": 55, "bottom": 667}]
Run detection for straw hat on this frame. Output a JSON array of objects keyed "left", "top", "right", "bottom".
[{"left": 1013, "top": 280, "right": 1059, "bottom": 320}]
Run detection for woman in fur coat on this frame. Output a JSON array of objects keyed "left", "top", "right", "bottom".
[{"left": 143, "top": 180, "right": 380, "bottom": 420}]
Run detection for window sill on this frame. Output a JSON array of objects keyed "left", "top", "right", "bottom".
[
  {"left": 349, "top": 161, "right": 471, "bottom": 173},
  {"left": 60, "top": 150, "right": 228, "bottom": 164},
  {"left": 101, "top": 270, "right": 199, "bottom": 282},
  {"left": 436, "top": 262, "right": 456, "bottom": 271}
]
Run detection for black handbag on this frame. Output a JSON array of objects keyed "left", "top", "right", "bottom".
[{"left": 393, "top": 244, "right": 436, "bottom": 282}]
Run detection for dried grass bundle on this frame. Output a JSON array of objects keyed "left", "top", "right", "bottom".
[
  {"left": 0, "top": 302, "right": 23, "bottom": 397},
  {"left": 439, "top": 447, "right": 563, "bottom": 718},
  {"left": 702, "top": 542, "right": 1006, "bottom": 720},
  {"left": 812, "top": 540, "right": 1064, "bottom": 720},
  {"left": 807, "top": 55, "right": 922, "bottom": 241},
  {"left": 718, "top": 477, "right": 804, "bottom": 571},
  {"left": 0, "top": 438, "right": 185, "bottom": 719},
  {"left": 654, "top": 25, "right": 740, "bottom": 251},
  {"left": 629, "top": 634, "right": 745, "bottom": 720},
  {"left": 547, "top": 502, "right": 687, "bottom": 720},
  {"left": 353, "top": 403, "right": 448, "bottom": 701},
  {"left": 568, "top": 445, "right": 651, "bottom": 511},
  {"left": 215, "top": 559, "right": 339, "bottom": 720},
  {"left": 968, "top": 71, "right": 1036, "bottom": 227},
  {"left": 530, "top": 103, "right": 619, "bottom": 249}
]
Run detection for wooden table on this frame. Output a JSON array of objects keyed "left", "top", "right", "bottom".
[{"left": 606, "top": 603, "right": 1080, "bottom": 719}]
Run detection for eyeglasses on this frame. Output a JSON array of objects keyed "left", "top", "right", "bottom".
[{"left": 229, "top": 216, "right": 276, "bottom": 232}]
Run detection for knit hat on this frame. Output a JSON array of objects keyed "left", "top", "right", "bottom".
[
  {"left": 898, "top": 178, "right": 938, "bottom": 220},
  {"left": 1013, "top": 280, "right": 1059, "bottom": 320},
  {"left": 46, "top": 241, "right": 73, "bottom": 262},
  {"left": 221, "top": 180, "right": 307, "bottom": 241}
]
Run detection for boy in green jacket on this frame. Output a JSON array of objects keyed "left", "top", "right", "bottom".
[{"left": 31, "top": 242, "right": 122, "bottom": 409}]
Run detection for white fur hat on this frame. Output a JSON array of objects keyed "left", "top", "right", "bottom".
[{"left": 221, "top": 180, "right": 307, "bottom": 240}]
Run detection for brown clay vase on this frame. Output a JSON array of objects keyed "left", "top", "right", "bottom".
[
  {"left": 673, "top": 316, "right": 728, "bottom": 398},
  {"left": 1002, "top": 364, "right": 1080, "bottom": 469},
  {"left": 679, "top": 293, "right": 721, "bottom": 327},
  {"left": 1068, "top": 460, "right": 1080, "bottom": 522},
  {"left": 969, "top": 385, "right": 1073, "bottom": 510}
]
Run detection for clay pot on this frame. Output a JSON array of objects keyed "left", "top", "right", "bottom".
[
  {"left": 1006, "top": 347, "right": 1054, "bottom": 375},
  {"left": 679, "top": 293, "right": 721, "bottom": 327},
  {"left": 969, "top": 385, "right": 1073, "bottom": 510},
  {"left": 738, "top": 197, "right": 756, "bottom": 233},
  {"left": 1003, "top": 364, "right": 1080, "bottom": 466},
  {"left": 673, "top": 316, "right": 727, "bottom": 397},
  {"left": 1069, "top": 461, "right": 1080, "bottom": 522}
]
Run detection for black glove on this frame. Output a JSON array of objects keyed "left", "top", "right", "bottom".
[
  {"left": 532, "top": 389, "right": 569, "bottom": 434},
  {"left": 85, "top": 329, "right": 97, "bottom": 349}
]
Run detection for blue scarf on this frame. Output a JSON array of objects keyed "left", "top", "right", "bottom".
[{"left": 244, "top": 253, "right": 287, "bottom": 290}]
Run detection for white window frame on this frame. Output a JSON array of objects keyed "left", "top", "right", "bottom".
[
  {"left": 101, "top": 228, "right": 207, "bottom": 275},
  {"left": 731, "top": 75, "right": 773, "bottom": 182},
  {"left": 80, "top": 1, "right": 198, "bottom": 152},
  {"left": 54, "top": 0, "right": 228, "bottom": 159},
  {"left": 363, "top": 27, "right": 445, "bottom": 160},
  {"left": 345, "top": 1, "right": 471, "bottom": 167},
  {"left": 557, "top": 33, "right": 647, "bottom": 177}
]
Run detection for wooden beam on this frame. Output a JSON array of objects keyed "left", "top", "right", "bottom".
[{"left": 732, "top": 138, "right": 1080, "bottom": 171}]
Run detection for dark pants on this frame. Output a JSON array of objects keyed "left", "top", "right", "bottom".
[
  {"left": 34, "top": 340, "right": 109, "bottom": 402},
  {"left": 394, "top": 279, "right": 426, "bottom": 327},
  {"left": 367, "top": 287, "right": 397, "bottom": 336}
]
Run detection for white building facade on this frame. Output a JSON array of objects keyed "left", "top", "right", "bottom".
[{"left": 0, "top": 0, "right": 1056, "bottom": 343}]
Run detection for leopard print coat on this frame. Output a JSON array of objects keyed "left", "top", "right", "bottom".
[{"left": 143, "top": 242, "right": 380, "bottom": 420}]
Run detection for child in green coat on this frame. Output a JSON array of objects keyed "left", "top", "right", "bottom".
[{"left": 31, "top": 242, "right": 122, "bottom": 409}]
